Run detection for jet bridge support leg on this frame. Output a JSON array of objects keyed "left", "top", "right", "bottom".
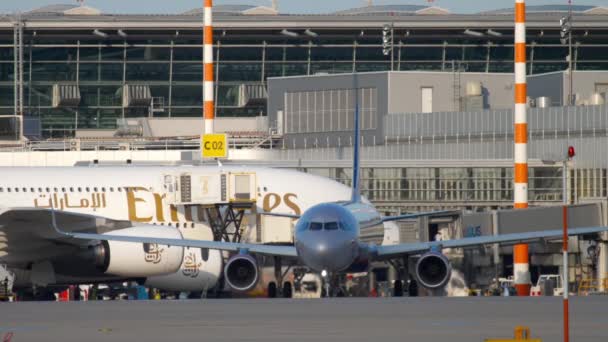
[{"left": 204, "top": 203, "right": 251, "bottom": 243}]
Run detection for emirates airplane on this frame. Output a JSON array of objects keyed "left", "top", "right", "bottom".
[
  {"left": 0, "top": 164, "right": 358, "bottom": 297},
  {"left": 52, "top": 106, "right": 608, "bottom": 297}
]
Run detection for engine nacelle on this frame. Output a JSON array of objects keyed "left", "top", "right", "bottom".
[
  {"left": 224, "top": 254, "right": 259, "bottom": 292},
  {"left": 145, "top": 248, "right": 223, "bottom": 292},
  {"left": 92, "top": 226, "right": 184, "bottom": 278},
  {"left": 415, "top": 252, "right": 452, "bottom": 289}
]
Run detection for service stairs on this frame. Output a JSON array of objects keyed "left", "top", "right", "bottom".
[{"left": 0, "top": 264, "right": 14, "bottom": 299}]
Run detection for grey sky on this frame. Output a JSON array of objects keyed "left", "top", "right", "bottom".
[{"left": 0, "top": 0, "right": 605, "bottom": 14}]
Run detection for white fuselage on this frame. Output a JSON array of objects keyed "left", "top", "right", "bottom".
[
  {"left": 0, "top": 165, "right": 353, "bottom": 291},
  {"left": 0, "top": 165, "right": 351, "bottom": 226}
]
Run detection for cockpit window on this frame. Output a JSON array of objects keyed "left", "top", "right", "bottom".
[
  {"left": 309, "top": 222, "right": 323, "bottom": 231},
  {"left": 324, "top": 222, "right": 339, "bottom": 230},
  {"left": 339, "top": 222, "right": 350, "bottom": 231}
]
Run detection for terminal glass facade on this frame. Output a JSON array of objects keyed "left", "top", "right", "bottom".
[
  {"left": 1, "top": 22, "right": 608, "bottom": 137},
  {"left": 306, "top": 166, "right": 606, "bottom": 210}
]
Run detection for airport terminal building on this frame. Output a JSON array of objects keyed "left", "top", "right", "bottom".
[
  {"left": 1, "top": 3, "right": 608, "bottom": 293},
  {"left": 1, "top": 3, "right": 608, "bottom": 138}
]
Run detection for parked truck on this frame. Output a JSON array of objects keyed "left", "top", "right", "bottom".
[{"left": 530, "top": 275, "right": 564, "bottom": 296}]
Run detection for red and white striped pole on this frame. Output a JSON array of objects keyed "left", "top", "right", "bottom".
[
  {"left": 203, "top": 0, "right": 214, "bottom": 135},
  {"left": 513, "top": 0, "right": 531, "bottom": 296},
  {"left": 562, "top": 206, "right": 570, "bottom": 342}
]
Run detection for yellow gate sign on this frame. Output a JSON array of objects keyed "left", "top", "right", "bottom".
[{"left": 201, "top": 134, "right": 228, "bottom": 159}]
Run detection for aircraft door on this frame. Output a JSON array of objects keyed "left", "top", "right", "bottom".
[{"left": 163, "top": 174, "right": 179, "bottom": 204}]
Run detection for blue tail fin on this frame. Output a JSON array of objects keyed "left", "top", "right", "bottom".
[{"left": 351, "top": 98, "right": 361, "bottom": 203}]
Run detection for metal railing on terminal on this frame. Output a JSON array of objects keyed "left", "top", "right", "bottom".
[{"left": 0, "top": 134, "right": 281, "bottom": 152}]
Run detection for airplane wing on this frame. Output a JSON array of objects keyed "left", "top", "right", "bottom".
[
  {"left": 381, "top": 210, "right": 457, "bottom": 223},
  {"left": 375, "top": 226, "right": 608, "bottom": 259},
  {"left": 259, "top": 212, "right": 301, "bottom": 220},
  {"left": 50, "top": 213, "right": 298, "bottom": 258},
  {"left": 0, "top": 208, "right": 132, "bottom": 266}
]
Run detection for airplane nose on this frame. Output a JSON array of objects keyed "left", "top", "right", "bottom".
[{"left": 297, "top": 231, "right": 357, "bottom": 272}]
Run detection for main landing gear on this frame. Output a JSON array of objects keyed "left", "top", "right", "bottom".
[
  {"left": 267, "top": 256, "right": 293, "bottom": 298},
  {"left": 389, "top": 256, "right": 410, "bottom": 297}
]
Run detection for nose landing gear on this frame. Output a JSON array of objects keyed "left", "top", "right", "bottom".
[{"left": 320, "top": 271, "right": 346, "bottom": 297}]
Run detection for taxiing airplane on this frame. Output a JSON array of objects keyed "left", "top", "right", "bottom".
[{"left": 54, "top": 105, "right": 608, "bottom": 297}]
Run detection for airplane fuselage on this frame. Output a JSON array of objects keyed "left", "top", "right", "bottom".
[{"left": 294, "top": 201, "right": 383, "bottom": 273}]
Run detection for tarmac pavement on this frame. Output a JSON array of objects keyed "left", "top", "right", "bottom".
[{"left": 0, "top": 297, "right": 607, "bottom": 342}]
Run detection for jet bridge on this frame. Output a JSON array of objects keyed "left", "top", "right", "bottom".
[
  {"left": 460, "top": 202, "right": 607, "bottom": 290},
  {"left": 374, "top": 203, "right": 608, "bottom": 297}
]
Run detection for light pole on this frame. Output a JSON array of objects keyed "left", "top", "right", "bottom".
[
  {"left": 382, "top": 23, "right": 394, "bottom": 71},
  {"left": 560, "top": 7, "right": 573, "bottom": 105},
  {"left": 562, "top": 145, "right": 574, "bottom": 342}
]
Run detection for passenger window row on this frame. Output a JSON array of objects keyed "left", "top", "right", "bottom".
[
  {"left": 0, "top": 186, "right": 127, "bottom": 193},
  {"left": 152, "top": 222, "right": 197, "bottom": 229}
]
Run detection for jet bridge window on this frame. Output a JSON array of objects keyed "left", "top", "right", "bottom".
[{"left": 234, "top": 175, "right": 251, "bottom": 200}]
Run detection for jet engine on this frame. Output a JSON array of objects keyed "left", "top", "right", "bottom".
[
  {"left": 145, "top": 248, "right": 223, "bottom": 292},
  {"left": 415, "top": 252, "right": 452, "bottom": 289},
  {"left": 91, "top": 226, "right": 184, "bottom": 278},
  {"left": 224, "top": 254, "right": 259, "bottom": 292}
]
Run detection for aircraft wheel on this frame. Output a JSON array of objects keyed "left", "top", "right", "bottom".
[
  {"left": 408, "top": 279, "right": 419, "bottom": 297},
  {"left": 393, "top": 280, "right": 404, "bottom": 297},
  {"left": 282, "top": 282, "right": 292, "bottom": 298},
  {"left": 268, "top": 282, "right": 277, "bottom": 298}
]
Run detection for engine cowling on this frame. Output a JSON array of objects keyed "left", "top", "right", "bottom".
[
  {"left": 415, "top": 252, "right": 452, "bottom": 289},
  {"left": 145, "top": 248, "right": 223, "bottom": 292},
  {"left": 92, "top": 226, "right": 184, "bottom": 278},
  {"left": 224, "top": 254, "right": 259, "bottom": 292}
]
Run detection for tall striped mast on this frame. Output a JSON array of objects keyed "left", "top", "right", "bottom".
[
  {"left": 203, "top": 0, "right": 214, "bottom": 134},
  {"left": 513, "top": 0, "right": 531, "bottom": 297}
]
